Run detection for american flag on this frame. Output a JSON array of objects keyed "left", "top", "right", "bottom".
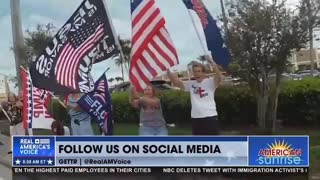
[
  {"left": 130, "top": 0, "right": 179, "bottom": 91},
  {"left": 55, "top": 17, "right": 105, "bottom": 89},
  {"left": 94, "top": 81, "right": 106, "bottom": 102}
]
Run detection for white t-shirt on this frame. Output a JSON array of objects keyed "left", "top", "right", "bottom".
[
  {"left": 63, "top": 126, "right": 71, "bottom": 136},
  {"left": 183, "top": 78, "right": 218, "bottom": 118}
]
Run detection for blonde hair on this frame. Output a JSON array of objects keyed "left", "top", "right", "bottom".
[
  {"left": 144, "top": 84, "right": 158, "bottom": 97},
  {"left": 192, "top": 62, "right": 206, "bottom": 72}
]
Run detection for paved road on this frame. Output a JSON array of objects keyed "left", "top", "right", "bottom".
[{"left": 0, "top": 161, "right": 11, "bottom": 180}]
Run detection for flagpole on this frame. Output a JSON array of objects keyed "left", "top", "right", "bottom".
[
  {"left": 101, "top": 0, "right": 126, "bottom": 81},
  {"left": 186, "top": 10, "right": 213, "bottom": 71},
  {"left": 220, "top": 0, "right": 229, "bottom": 48},
  {"left": 103, "top": 67, "right": 110, "bottom": 75},
  {"left": 0, "top": 104, "right": 13, "bottom": 123},
  {"left": 186, "top": 10, "right": 208, "bottom": 56}
]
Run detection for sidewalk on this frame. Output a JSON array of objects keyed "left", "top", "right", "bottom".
[
  {"left": 0, "top": 134, "right": 11, "bottom": 166},
  {"left": 0, "top": 134, "right": 12, "bottom": 180}
]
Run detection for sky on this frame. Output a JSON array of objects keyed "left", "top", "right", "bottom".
[
  {"left": 0, "top": 0, "right": 222, "bottom": 82},
  {"left": 0, "top": 0, "right": 319, "bottom": 83}
]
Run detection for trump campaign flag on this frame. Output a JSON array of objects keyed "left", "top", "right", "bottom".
[
  {"left": 77, "top": 72, "right": 113, "bottom": 135},
  {"left": 182, "top": 0, "right": 231, "bottom": 68},
  {"left": 29, "top": 0, "right": 119, "bottom": 94},
  {"left": 21, "top": 68, "right": 55, "bottom": 132},
  {"left": 130, "top": 0, "right": 179, "bottom": 92}
]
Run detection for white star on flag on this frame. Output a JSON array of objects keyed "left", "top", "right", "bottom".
[
  {"left": 205, "top": 159, "right": 215, "bottom": 166},
  {"left": 27, "top": 120, "right": 31, "bottom": 124},
  {"left": 47, "top": 159, "right": 53, "bottom": 165},
  {"left": 15, "top": 159, "right": 21, "bottom": 165},
  {"left": 226, "top": 151, "right": 236, "bottom": 162}
]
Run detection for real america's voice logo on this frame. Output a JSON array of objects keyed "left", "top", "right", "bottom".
[{"left": 256, "top": 139, "right": 303, "bottom": 165}]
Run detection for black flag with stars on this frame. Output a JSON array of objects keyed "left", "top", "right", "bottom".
[{"left": 29, "top": 0, "right": 119, "bottom": 94}]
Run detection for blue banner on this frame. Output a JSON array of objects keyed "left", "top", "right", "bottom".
[
  {"left": 13, "top": 136, "right": 55, "bottom": 166},
  {"left": 248, "top": 136, "right": 309, "bottom": 166},
  {"left": 182, "top": 0, "right": 231, "bottom": 68},
  {"left": 78, "top": 73, "right": 114, "bottom": 135},
  {"left": 13, "top": 136, "right": 309, "bottom": 167}
]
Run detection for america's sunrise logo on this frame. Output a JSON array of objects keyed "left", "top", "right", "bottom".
[{"left": 256, "top": 139, "right": 303, "bottom": 165}]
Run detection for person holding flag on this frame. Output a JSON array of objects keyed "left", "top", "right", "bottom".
[
  {"left": 0, "top": 92, "right": 25, "bottom": 154},
  {"left": 167, "top": 56, "right": 222, "bottom": 135},
  {"left": 77, "top": 72, "right": 114, "bottom": 135},
  {"left": 66, "top": 93, "right": 94, "bottom": 136},
  {"left": 129, "top": 84, "right": 168, "bottom": 136}
]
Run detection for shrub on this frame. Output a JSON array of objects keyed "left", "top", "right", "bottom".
[
  {"left": 49, "top": 78, "right": 320, "bottom": 127},
  {"left": 215, "top": 85, "right": 256, "bottom": 125},
  {"left": 278, "top": 78, "right": 320, "bottom": 126}
]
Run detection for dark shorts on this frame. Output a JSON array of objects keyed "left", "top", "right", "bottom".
[{"left": 191, "top": 116, "right": 220, "bottom": 135}]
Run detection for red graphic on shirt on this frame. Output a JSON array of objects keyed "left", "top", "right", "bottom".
[
  {"left": 192, "top": 85, "right": 208, "bottom": 98},
  {"left": 198, "top": 87, "right": 206, "bottom": 97}
]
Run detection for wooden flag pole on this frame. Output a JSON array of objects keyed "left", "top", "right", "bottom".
[
  {"left": 186, "top": 10, "right": 213, "bottom": 71},
  {"left": 0, "top": 104, "right": 13, "bottom": 123},
  {"left": 187, "top": 10, "right": 208, "bottom": 56}
]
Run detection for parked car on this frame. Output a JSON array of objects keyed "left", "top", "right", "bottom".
[{"left": 296, "top": 70, "right": 320, "bottom": 78}]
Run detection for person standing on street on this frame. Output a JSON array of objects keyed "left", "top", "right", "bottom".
[{"left": 167, "top": 56, "right": 222, "bottom": 135}]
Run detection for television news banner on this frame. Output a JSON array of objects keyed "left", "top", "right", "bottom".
[{"left": 12, "top": 136, "right": 309, "bottom": 177}]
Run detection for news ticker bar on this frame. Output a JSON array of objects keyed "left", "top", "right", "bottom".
[
  {"left": 13, "top": 136, "right": 309, "bottom": 167},
  {"left": 12, "top": 167, "right": 309, "bottom": 176}
]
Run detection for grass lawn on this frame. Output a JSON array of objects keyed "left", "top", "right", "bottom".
[{"left": 1, "top": 122, "right": 319, "bottom": 176}]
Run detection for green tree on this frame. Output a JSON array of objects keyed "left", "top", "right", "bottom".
[
  {"left": 197, "top": 55, "right": 207, "bottom": 64},
  {"left": 108, "top": 78, "right": 114, "bottom": 84},
  {"left": 15, "top": 23, "right": 55, "bottom": 69},
  {"left": 299, "top": 0, "right": 320, "bottom": 73},
  {"left": 227, "top": 0, "right": 309, "bottom": 133},
  {"left": 115, "top": 77, "right": 124, "bottom": 83}
]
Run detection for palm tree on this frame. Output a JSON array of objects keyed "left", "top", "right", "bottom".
[
  {"left": 197, "top": 55, "right": 207, "bottom": 65},
  {"left": 113, "top": 36, "right": 131, "bottom": 79},
  {"left": 115, "top": 77, "right": 124, "bottom": 83},
  {"left": 108, "top": 78, "right": 114, "bottom": 85},
  {"left": 15, "top": 23, "right": 55, "bottom": 68}
]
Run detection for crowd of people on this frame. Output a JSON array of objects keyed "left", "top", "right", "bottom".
[{"left": 0, "top": 56, "right": 222, "bottom": 154}]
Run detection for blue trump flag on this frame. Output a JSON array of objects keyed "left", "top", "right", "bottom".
[
  {"left": 77, "top": 73, "right": 113, "bottom": 135},
  {"left": 182, "top": 0, "right": 231, "bottom": 68}
]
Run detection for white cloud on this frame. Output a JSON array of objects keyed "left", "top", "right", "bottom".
[{"left": 111, "top": 18, "right": 131, "bottom": 38}]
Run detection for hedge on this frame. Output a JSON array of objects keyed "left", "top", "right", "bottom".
[
  {"left": 278, "top": 78, "right": 320, "bottom": 126},
  {"left": 48, "top": 78, "right": 320, "bottom": 127}
]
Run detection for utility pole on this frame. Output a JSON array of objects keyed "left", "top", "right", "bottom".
[
  {"left": 10, "top": 0, "right": 24, "bottom": 91},
  {"left": 307, "top": 0, "right": 314, "bottom": 75},
  {"left": 220, "top": 0, "right": 229, "bottom": 47}
]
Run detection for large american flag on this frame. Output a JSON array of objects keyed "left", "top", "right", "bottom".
[
  {"left": 55, "top": 17, "right": 105, "bottom": 90},
  {"left": 130, "top": 0, "right": 179, "bottom": 91}
]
